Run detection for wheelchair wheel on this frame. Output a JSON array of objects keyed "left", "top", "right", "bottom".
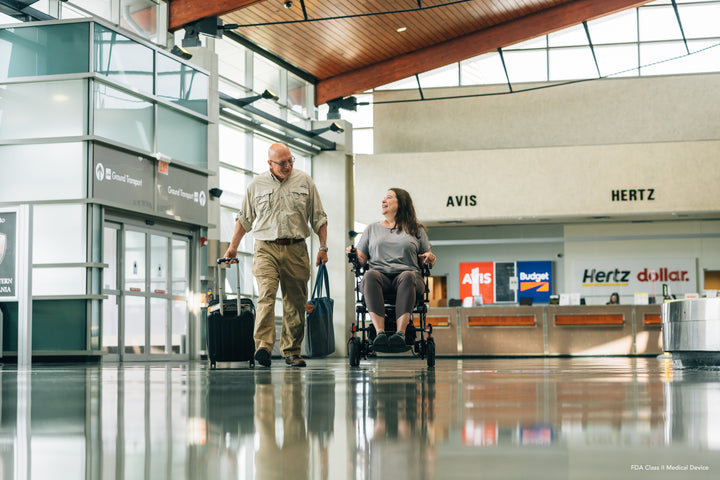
[
  {"left": 348, "top": 338, "right": 361, "bottom": 367},
  {"left": 426, "top": 338, "right": 436, "bottom": 368}
]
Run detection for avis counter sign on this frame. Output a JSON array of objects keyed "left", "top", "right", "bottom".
[{"left": 0, "top": 211, "right": 17, "bottom": 299}]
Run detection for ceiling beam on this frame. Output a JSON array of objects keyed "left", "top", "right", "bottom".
[
  {"left": 168, "top": 0, "right": 266, "bottom": 31},
  {"left": 315, "top": 0, "right": 652, "bottom": 105}
]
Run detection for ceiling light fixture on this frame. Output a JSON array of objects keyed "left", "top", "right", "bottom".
[
  {"left": 235, "top": 89, "right": 280, "bottom": 107},
  {"left": 311, "top": 122, "right": 344, "bottom": 136},
  {"left": 170, "top": 45, "right": 193, "bottom": 60},
  {"left": 396, "top": 26, "right": 407, "bottom": 32}
]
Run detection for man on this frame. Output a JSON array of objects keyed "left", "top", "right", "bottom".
[{"left": 223, "top": 142, "right": 328, "bottom": 367}]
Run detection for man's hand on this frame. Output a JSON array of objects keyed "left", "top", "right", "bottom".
[
  {"left": 316, "top": 249, "right": 328, "bottom": 266},
  {"left": 223, "top": 246, "right": 239, "bottom": 263}
]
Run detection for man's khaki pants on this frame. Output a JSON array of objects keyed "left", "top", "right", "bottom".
[{"left": 252, "top": 240, "right": 310, "bottom": 357}]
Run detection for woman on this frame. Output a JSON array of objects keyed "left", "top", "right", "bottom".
[
  {"left": 607, "top": 292, "right": 620, "bottom": 305},
  {"left": 347, "top": 188, "right": 436, "bottom": 352}
]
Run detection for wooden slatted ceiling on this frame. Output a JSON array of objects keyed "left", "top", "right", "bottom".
[{"left": 170, "top": 0, "right": 652, "bottom": 105}]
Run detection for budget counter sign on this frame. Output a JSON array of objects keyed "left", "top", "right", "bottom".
[
  {"left": 0, "top": 210, "right": 17, "bottom": 300},
  {"left": 517, "top": 261, "right": 552, "bottom": 303},
  {"left": 460, "top": 262, "right": 494, "bottom": 304}
]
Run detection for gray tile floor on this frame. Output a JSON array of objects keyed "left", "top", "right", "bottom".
[{"left": 1, "top": 356, "right": 719, "bottom": 479}]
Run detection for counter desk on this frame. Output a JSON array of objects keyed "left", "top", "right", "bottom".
[{"left": 427, "top": 304, "right": 663, "bottom": 357}]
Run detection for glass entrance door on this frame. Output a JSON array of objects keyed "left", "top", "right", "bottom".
[{"left": 102, "top": 221, "right": 190, "bottom": 361}]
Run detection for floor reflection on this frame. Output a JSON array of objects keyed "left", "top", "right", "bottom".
[{"left": 1, "top": 357, "right": 720, "bottom": 479}]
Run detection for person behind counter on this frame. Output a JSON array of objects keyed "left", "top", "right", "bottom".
[
  {"left": 346, "top": 188, "right": 436, "bottom": 353},
  {"left": 607, "top": 292, "right": 620, "bottom": 305}
]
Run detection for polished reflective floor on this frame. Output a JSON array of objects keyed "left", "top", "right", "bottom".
[{"left": 2, "top": 356, "right": 720, "bottom": 479}]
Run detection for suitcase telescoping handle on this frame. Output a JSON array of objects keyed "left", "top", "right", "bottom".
[{"left": 216, "top": 257, "right": 241, "bottom": 316}]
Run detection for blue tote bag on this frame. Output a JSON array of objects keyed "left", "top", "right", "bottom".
[{"left": 305, "top": 263, "right": 335, "bottom": 357}]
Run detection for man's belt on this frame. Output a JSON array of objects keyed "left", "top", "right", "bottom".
[{"left": 266, "top": 238, "right": 305, "bottom": 245}]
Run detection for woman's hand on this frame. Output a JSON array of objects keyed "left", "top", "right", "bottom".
[{"left": 418, "top": 250, "right": 436, "bottom": 266}]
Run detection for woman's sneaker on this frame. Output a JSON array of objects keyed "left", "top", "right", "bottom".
[
  {"left": 373, "top": 331, "right": 389, "bottom": 352},
  {"left": 389, "top": 331, "right": 406, "bottom": 352}
]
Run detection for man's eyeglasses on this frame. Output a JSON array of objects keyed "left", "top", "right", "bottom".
[{"left": 269, "top": 156, "right": 295, "bottom": 168}]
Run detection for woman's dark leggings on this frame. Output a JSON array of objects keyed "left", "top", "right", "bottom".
[{"left": 360, "top": 270, "right": 424, "bottom": 318}]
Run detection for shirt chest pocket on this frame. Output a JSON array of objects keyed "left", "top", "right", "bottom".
[
  {"left": 254, "top": 190, "right": 273, "bottom": 216},
  {"left": 290, "top": 189, "right": 308, "bottom": 209}
]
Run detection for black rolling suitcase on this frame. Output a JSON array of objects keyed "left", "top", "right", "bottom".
[{"left": 207, "top": 257, "right": 256, "bottom": 369}]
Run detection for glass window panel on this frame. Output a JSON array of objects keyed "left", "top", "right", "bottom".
[
  {"left": 157, "top": 105, "right": 208, "bottom": 167},
  {"left": 503, "top": 49, "right": 548, "bottom": 83},
  {"left": 217, "top": 37, "right": 247, "bottom": 87},
  {"left": 219, "top": 123, "right": 248, "bottom": 169},
  {"left": 124, "top": 297, "right": 146, "bottom": 353},
  {"left": 102, "top": 294, "right": 119, "bottom": 353},
  {"left": 642, "top": 40, "right": 720, "bottom": 75},
  {"left": 639, "top": 5, "right": 683, "bottom": 41},
  {"left": 461, "top": 52, "right": 508, "bottom": 85},
  {"left": 549, "top": 47, "right": 599, "bottom": 81},
  {"left": 219, "top": 167, "right": 249, "bottom": 199},
  {"left": 34, "top": 204, "right": 86, "bottom": 264},
  {"left": 677, "top": 3, "right": 720, "bottom": 39},
  {"left": 103, "top": 227, "right": 118, "bottom": 290},
  {"left": 587, "top": 9, "right": 638, "bottom": 44},
  {"left": 0, "top": 143, "right": 85, "bottom": 202},
  {"left": 33, "top": 268, "right": 86, "bottom": 295},
  {"left": 171, "top": 239, "right": 188, "bottom": 296},
  {"left": 374, "top": 76, "right": 417, "bottom": 91},
  {"left": 150, "top": 235, "right": 168, "bottom": 294},
  {"left": 66, "top": 0, "right": 117, "bottom": 22},
  {"left": 595, "top": 44, "right": 640, "bottom": 78},
  {"left": 119, "top": 0, "right": 162, "bottom": 41},
  {"left": 150, "top": 298, "right": 168, "bottom": 354},
  {"left": 418, "top": 64, "right": 459, "bottom": 88},
  {"left": 287, "top": 110, "right": 311, "bottom": 130},
  {"left": 156, "top": 53, "right": 209, "bottom": 115},
  {"left": 0, "top": 79, "right": 86, "bottom": 140},
  {"left": 0, "top": 12, "right": 21, "bottom": 24},
  {"left": 548, "top": 24, "right": 588, "bottom": 47},
  {"left": 220, "top": 207, "right": 254, "bottom": 252},
  {"left": 253, "top": 54, "right": 281, "bottom": 99},
  {"left": 172, "top": 300, "right": 188, "bottom": 353},
  {"left": 253, "top": 135, "right": 272, "bottom": 173},
  {"left": 0, "top": 23, "right": 89, "bottom": 79},
  {"left": 352, "top": 128, "right": 374, "bottom": 155},
  {"left": 93, "top": 82, "right": 154, "bottom": 152},
  {"left": 292, "top": 152, "right": 308, "bottom": 174},
  {"left": 125, "top": 230, "right": 146, "bottom": 293},
  {"left": 94, "top": 24, "right": 154, "bottom": 94},
  {"left": 640, "top": 41, "right": 690, "bottom": 75},
  {"left": 288, "top": 72, "right": 309, "bottom": 116}
]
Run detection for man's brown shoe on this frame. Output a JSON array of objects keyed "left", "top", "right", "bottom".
[{"left": 284, "top": 355, "right": 306, "bottom": 367}]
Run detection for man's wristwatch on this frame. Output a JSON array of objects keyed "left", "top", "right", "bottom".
[{"left": 319, "top": 246, "right": 328, "bottom": 252}]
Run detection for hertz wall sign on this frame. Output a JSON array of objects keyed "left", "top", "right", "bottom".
[{"left": 0, "top": 210, "right": 17, "bottom": 299}]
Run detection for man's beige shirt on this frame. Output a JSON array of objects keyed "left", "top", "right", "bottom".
[{"left": 237, "top": 169, "right": 327, "bottom": 241}]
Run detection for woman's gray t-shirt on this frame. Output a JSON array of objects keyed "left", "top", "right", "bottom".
[{"left": 356, "top": 223, "right": 431, "bottom": 275}]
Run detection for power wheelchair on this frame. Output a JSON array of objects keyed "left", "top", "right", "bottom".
[{"left": 346, "top": 244, "right": 436, "bottom": 368}]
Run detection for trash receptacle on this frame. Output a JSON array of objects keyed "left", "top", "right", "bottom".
[{"left": 662, "top": 298, "right": 720, "bottom": 368}]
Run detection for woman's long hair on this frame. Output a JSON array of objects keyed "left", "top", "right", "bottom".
[{"left": 390, "top": 187, "right": 426, "bottom": 237}]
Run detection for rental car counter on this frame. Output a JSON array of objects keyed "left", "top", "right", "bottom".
[{"left": 427, "top": 304, "right": 663, "bottom": 356}]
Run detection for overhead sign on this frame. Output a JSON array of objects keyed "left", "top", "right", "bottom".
[
  {"left": 517, "top": 261, "right": 552, "bottom": 303},
  {"left": 156, "top": 164, "right": 208, "bottom": 224},
  {"left": 0, "top": 210, "right": 17, "bottom": 300},
  {"left": 460, "top": 262, "right": 494, "bottom": 305},
  {"left": 573, "top": 258, "right": 697, "bottom": 298},
  {"left": 93, "top": 144, "right": 155, "bottom": 210}
]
